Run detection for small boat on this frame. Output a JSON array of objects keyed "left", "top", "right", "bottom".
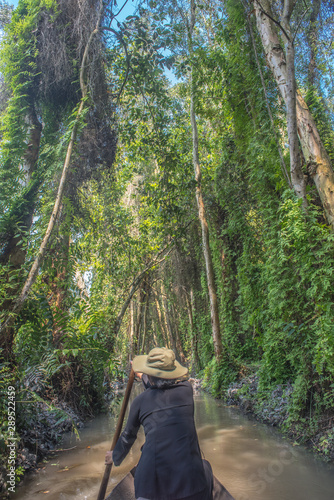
[{"left": 106, "top": 467, "right": 235, "bottom": 500}]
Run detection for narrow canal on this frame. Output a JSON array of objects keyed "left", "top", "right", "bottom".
[{"left": 13, "top": 385, "right": 334, "bottom": 500}]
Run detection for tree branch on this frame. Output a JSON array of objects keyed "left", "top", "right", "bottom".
[
  {"left": 113, "top": 0, "right": 130, "bottom": 21},
  {"left": 292, "top": 6, "right": 311, "bottom": 43}
]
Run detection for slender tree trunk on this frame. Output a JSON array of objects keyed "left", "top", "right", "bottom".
[
  {"left": 154, "top": 293, "right": 168, "bottom": 347},
  {"left": 134, "top": 284, "right": 146, "bottom": 355},
  {"left": 134, "top": 292, "right": 141, "bottom": 355},
  {"left": 161, "top": 282, "right": 177, "bottom": 353},
  {"left": 152, "top": 322, "right": 158, "bottom": 346},
  {"left": 254, "top": 0, "right": 334, "bottom": 229},
  {"left": 128, "top": 300, "right": 134, "bottom": 363},
  {"left": 170, "top": 302, "right": 186, "bottom": 363},
  {"left": 280, "top": 2, "right": 307, "bottom": 207},
  {"left": 190, "top": 288, "right": 201, "bottom": 369},
  {"left": 135, "top": 275, "right": 152, "bottom": 354},
  {"left": 185, "top": 290, "right": 196, "bottom": 369},
  {"left": 188, "top": 0, "right": 223, "bottom": 362},
  {"left": 306, "top": 0, "right": 321, "bottom": 87},
  {"left": 141, "top": 286, "right": 151, "bottom": 353}
]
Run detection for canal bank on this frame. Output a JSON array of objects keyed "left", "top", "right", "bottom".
[{"left": 224, "top": 374, "right": 334, "bottom": 463}]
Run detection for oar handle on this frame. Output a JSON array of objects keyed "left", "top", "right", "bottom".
[{"left": 97, "top": 368, "right": 136, "bottom": 500}]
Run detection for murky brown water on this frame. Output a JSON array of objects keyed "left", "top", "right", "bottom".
[{"left": 13, "top": 385, "right": 334, "bottom": 500}]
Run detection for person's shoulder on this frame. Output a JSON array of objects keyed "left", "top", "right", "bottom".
[
  {"left": 180, "top": 379, "right": 192, "bottom": 387},
  {"left": 131, "top": 389, "right": 147, "bottom": 407},
  {"left": 177, "top": 380, "right": 193, "bottom": 392}
]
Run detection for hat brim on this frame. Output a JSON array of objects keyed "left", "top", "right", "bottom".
[{"left": 132, "top": 355, "right": 189, "bottom": 380}]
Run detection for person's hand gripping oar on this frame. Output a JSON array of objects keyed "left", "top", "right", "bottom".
[{"left": 97, "top": 368, "right": 135, "bottom": 500}]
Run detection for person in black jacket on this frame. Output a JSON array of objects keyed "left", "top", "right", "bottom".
[{"left": 105, "top": 347, "right": 213, "bottom": 500}]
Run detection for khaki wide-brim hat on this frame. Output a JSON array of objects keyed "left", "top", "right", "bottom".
[{"left": 132, "top": 347, "right": 189, "bottom": 380}]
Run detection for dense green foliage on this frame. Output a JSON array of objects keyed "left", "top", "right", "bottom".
[{"left": 1, "top": 0, "right": 334, "bottom": 492}]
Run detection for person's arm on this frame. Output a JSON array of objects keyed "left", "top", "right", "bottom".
[{"left": 112, "top": 395, "right": 141, "bottom": 466}]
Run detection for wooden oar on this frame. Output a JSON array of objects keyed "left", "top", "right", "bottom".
[{"left": 97, "top": 368, "right": 136, "bottom": 500}]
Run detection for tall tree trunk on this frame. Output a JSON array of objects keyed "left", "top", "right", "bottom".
[
  {"left": 184, "top": 289, "right": 199, "bottom": 370},
  {"left": 154, "top": 293, "right": 168, "bottom": 347},
  {"left": 152, "top": 322, "right": 158, "bottom": 346},
  {"left": 306, "top": 0, "right": 321, "bottom": 87},
  {"left": 128, "top": 300, "right": 134, "bottom": 363},
  {"left": 134, "top": 281, "right": 148, "bottom": 355},
  {"left": 134, "top": 275, "right": 151, "bottom": 354},
  {"left": 190, "top": 288, "right": 201, "bottom": 370},
  {"left": 170, "top": 302, "right": 186, "bottom": 363},
  {"left": 161, "top": 282, "right": 177, "bottom": 353},
  {"left": 141, "top": 285, "right": 151, "bottom": 353},
  {"left": 188, "top": 0, "right": 223, "bottom": 362},
  {"left": 280, "top": 1, "right": 307, "bottom": 207},
  {"left": 254, "top": 0, "right": 334, "bottom": 229}
]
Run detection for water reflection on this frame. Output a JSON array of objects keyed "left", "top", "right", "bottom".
[
  {"left": 195, "top": 393, "right": 334, "bottom": 500},
  {"left": 13, "top": 386, "right": 334, "bottom": 500}
]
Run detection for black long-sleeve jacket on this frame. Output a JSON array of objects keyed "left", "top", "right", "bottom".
[{"left": 113, "top": 381, "right": 209, "bottom": 500}]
